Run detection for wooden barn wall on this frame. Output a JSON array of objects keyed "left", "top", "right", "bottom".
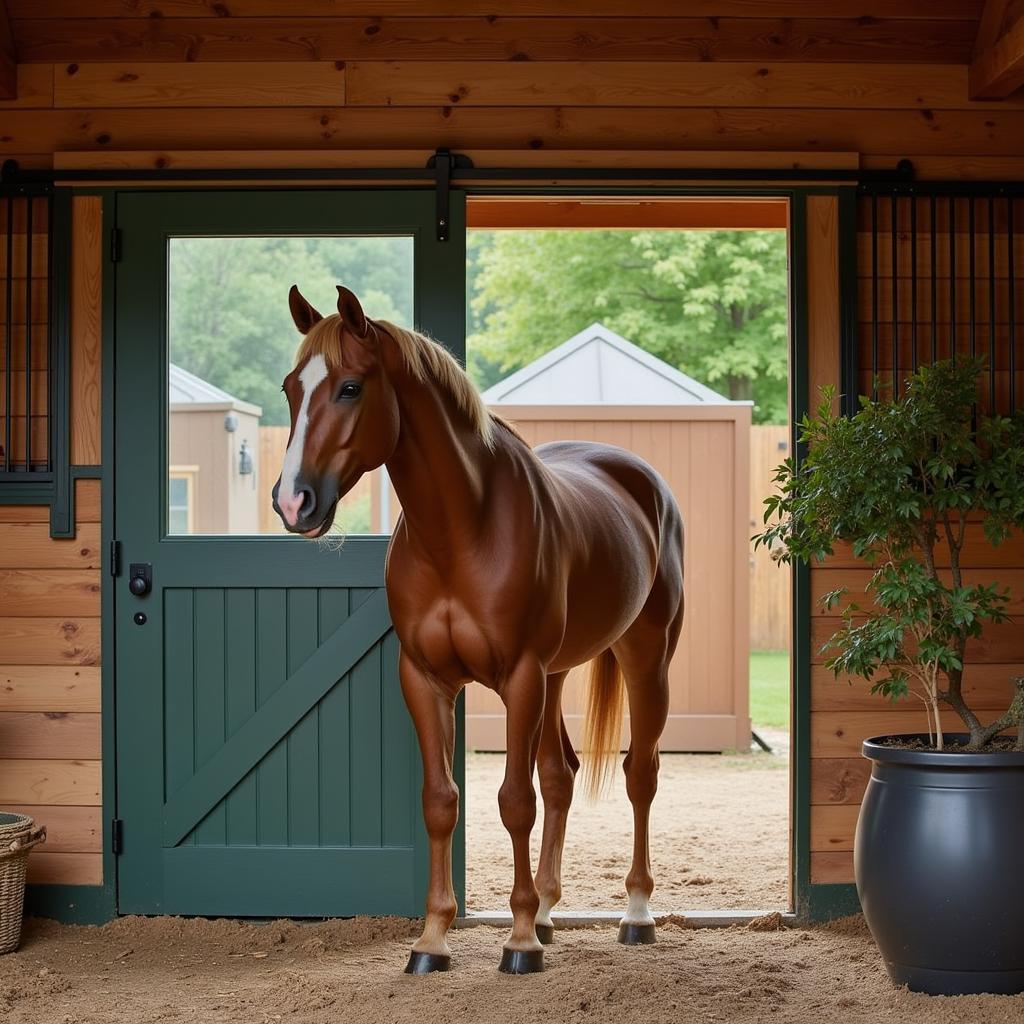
[
  {"left": 807, "top": 194, "right": 1024, "bottom": 886},
  {"left": 0, "top": 196, "right": 103, "bottom": 888},
  {"left": 1, "top": 3, "right": 1022, "bottom": 898},
  {"left": 0, "top": 4, "right": 1022, "bottom": 180}
]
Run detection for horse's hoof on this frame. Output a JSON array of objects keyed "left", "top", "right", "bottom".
[
  {"left": 404, "top": 951, "right": 451, "bottom": 974},
  {"left": 617, "top": 922, "right": 657, "bottom": 945},
  {"left": 498, "top": 947, "right": 545, "bottom": 974},
  {"left": 535, "top": 923, "right": 555, "bottom": 945}
]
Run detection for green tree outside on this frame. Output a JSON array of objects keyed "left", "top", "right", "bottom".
[{"left": 467, "top": 229, "right": 789, "bottom": 424}]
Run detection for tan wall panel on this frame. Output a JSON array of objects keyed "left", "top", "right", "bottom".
[
  {"left": 70, "top": 195, "right": 103, "bottom": 465},
  {"left": 0, "top": 712, "right": 101, "bottom": 759},
  {"left": 0, "top": 759, "right": 101, "bottom": 805},
  {"left": 0, "top": 65, "right": 54, "bottom": 109},
  {"left": 0, "top": 523, "right": 101, "bottom": 568},
  {"left": 811, "top": 663, "right": 1023, "bottom": 711},
  {"left": 5, "top": 2, "right": 988, "bottom": 18},
  {"left": 0, "top": 480, "right": 100, "bottom": 524},
  {"left": 0, "top": 618, "right": 100, "bottom": 665},
  {"left": 812, "top": 617, "right": 1024, "bottom": 665},
  {"left": 4, "top": 805, "right": 101, "bottom": 853},
  {"left": 348, "top": 61, "right": 1017, "bottom": 110},
  {"left": 810, "top": 803, "right": 861, "bottom": 852},
  {"left": 0, "top": 665, "right": 101, "bottom": 712},
  {"left": 811, "top": 757, "right": 872, "bottom": 805},
  {"left": 11, "top": 17, "right": 975, "bottom": 65},
  {"left": 810, "top": 851, "right": 855, "bottom": 884},
  {"left": 26, "top": 852, "right": 103, "bottom": 886},
  {"left": 5, "top": 107, "right": 1024, "bottom": 158},
  {"left": 0, "top": 570, "right": 101, "bottom": 616},
  {"left": 55, "top": 60, "right": 346, "bottom": 108}
]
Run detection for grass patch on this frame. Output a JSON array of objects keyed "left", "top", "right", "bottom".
[{"left": 750, "top": 650, "right": 790, "bottom": 730}]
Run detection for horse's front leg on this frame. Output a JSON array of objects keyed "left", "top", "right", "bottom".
[
  {"left": 498, "top": 657, "right": 547, "bottom": 974},
  {"left": 399, "top": 651, "right": 460, "bottom": 974}
]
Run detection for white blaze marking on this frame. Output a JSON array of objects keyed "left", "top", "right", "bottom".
[{"left": 280, "top": 354, "right": 328, "bottom": 504}]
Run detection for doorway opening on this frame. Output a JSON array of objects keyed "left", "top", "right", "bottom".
[{"left": 461, "top": 195, "right": 794, "bottom": 916}]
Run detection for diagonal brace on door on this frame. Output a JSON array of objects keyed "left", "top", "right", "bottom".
[{"left": 162, "top": 588, "right": 392, "bottom": 846}]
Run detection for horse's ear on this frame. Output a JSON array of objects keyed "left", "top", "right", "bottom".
[
  {"left": 336, "top": 286, "right": 367, "bottom": 337},
  {"left": 288, "top": 285, "right": 323, "bottom": 335}
]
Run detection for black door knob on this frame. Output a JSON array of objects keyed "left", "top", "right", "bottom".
[{"left": 129, "top": 575, "right": 149, "bottom": 596}]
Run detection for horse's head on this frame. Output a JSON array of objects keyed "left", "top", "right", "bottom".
[{"left": 272, "top": 285, "right": 400, "bottom": 537}]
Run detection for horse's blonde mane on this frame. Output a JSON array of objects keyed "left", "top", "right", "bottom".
[{"left": 295, "top": 314, "right": 495, "bottom": 448}]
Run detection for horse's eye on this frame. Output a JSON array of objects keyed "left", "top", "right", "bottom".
[{"left": 336, "top": 380, "right": 362, "bottom": 402}]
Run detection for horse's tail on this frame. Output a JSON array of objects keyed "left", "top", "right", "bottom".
[{"left": 580, "top": 649, "right": 625, "bottom": 801}]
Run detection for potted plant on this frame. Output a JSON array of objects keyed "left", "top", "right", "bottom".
[{"left": 755, "top": 359, "right": 1024, "bottom": 996}]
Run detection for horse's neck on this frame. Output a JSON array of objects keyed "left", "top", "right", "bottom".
[{"left": 384, "top": 360, "right": 496, "bottom": 560}]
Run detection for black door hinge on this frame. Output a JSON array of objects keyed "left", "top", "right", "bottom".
[
  {"left": 110, "top": 227, "right": 123, "bottom": 263},
  {"left": 426, "top": 148, "right": 473, "bottom": 242},
  {"left": 111, "top": 819, "right": 124, "bottom": 856},
  {"left": 110, "top": 539, "right": 122, "bottom": 578}
]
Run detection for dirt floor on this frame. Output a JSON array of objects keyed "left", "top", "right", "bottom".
[
  {"left": 5, "top": 913, "right": 1024, "bottom": 1024},
  {"left": 466, "top": 748, "right": 790, "bottom": 912}
]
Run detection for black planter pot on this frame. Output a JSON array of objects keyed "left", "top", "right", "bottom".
[{"left": 856, "top": 734, "right": 1024, "bottom": 996}]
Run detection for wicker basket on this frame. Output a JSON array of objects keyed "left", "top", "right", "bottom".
[{"left": 0, "top": 813, "right": 46, "bottom": 955}]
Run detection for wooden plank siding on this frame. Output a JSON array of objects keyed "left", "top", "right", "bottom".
[
  {"left": 0, "top": 196, "right": 104, "bottom": 887},
  {"left": 807, "top": 189, "right": 1024, "bottom": 885},
  {"left": 0, "top": 3, "right": 1018, "bottom": 900}
]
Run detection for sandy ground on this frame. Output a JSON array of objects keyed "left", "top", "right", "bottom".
[
  {"left": 466, "top": 749, "right": 790, "bottom": 912},
  {"left": 5, "top": 914, "right": 1024, "bottom": 1024}
]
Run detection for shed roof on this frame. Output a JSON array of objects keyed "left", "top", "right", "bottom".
[
  {"left": 169, "top": 363, "right": 262, "bottom": 417},
  {"left": 481, "top": 323, "right": 740, "bottom": 406}
]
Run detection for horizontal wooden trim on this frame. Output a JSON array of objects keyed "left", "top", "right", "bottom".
[
  {"left": 0, "top": 65, "right": 53, "bottom": 110},
  {"left": 811, "top": 708, "right": 1016, "bottom": 757},
  {"left": 0, "top": 523, "right": 101, "bottom": 568},
  {"left": 0, "top": 758, "right": 101, "bottom": 805},
  {"left": 27, "top": 852, "right": 103, "bottom": 886},
  {"left": 0, "top": 665, "right": 101, "bottom": 712},
  {"left": 53, "top": 60, "right": 346, "bottom": 109},
  {"left": 467, "top": 197, "right": 788, "bottom": 230},
  {"left": 811, "top": 663, "right": 1024, "bottom": 711},
  {"left": 811, "top": 757, "right": 871, "bottom": 805},
  {"left": 0, "top": 618, "right": 100, "bottom": 666},
  {"left": 822, "top": 526, "right": 1024, "bottom": 570},
  {"left": 490, "top": 404, "right": 750, "bottom": 421},
  {"left": 0, "top": 712, "right": 101, "bottom": 759},
  {"left": 810, "top": 850, "right": 855, "bottom": 884},
  {"left": 52, "top": 147, "right": 860, "bottom": 172},
  {"left": 347, "top": 60, "right": 1021, "bottom": 111},
  {"left": 5, "top": 2, "right": 986, "bottom": 19},
  {"left": 812, "top": 617, "right": 1024, "bottom": 666},
  {"left": 810, "top": 803, "right": 861, "bottom": 852},
  {"left": 862, "top": 153, "right": 1024, "bottom": 180},
  {"left": 0, "top": 570, "right": 101, "bottom": 616},
  {"left": 0, "top": 479, "right": 101, "bottom": 524},
  {"left": 3, "top": 804, "right": 101, "bottom": 852},
  {"left": 4, "top": 107, "right": 1024, "bottom": 158},
  {"left": 11, "top": 18, "right": 976, "bottom": 65},
  {"left": 811, "top": 567, "right": 1024, "bottom": 618}
]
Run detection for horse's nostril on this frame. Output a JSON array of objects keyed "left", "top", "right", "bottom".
[{"left": 298, "top": 486, "right": 316, "bottom": 518}]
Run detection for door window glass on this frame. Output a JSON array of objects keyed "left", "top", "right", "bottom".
[{"left": 167, "top": 236, "right": 412, "bottom": 536}]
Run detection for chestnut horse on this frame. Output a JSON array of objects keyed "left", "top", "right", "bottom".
[{"left": 273, "top": 285, "right": 684, "bottom": 975}]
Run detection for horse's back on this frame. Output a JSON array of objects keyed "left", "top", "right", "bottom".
[{"left": 534, "top": 439, "right": 682, "bottom": 546}]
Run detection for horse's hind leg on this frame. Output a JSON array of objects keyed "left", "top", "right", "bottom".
[
  {"left": 533, "top": 671, "right": 579, "bottom": 944},
  {"left": 612, "top": 596, "right": 683, "bottom": 945}
]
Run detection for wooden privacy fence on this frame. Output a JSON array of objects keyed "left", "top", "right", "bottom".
[{"left": 750, "top": 425, "right": 792, "bottom": 653}]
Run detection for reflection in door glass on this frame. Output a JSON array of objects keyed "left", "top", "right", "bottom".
[{"left": 167, "top": 236, "right": 413, "bottom": 537}]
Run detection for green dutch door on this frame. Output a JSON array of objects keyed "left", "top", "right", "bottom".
[{"left": 114, "top": 190, "right": 466, "bottom": 916}]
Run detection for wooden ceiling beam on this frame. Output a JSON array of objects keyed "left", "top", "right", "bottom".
[
  {"left": 0, "top": 0, "right": 16, "bottom": 99},
  {"left": 969, "top": 0, "right": 1024, "bottom": 97}
]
